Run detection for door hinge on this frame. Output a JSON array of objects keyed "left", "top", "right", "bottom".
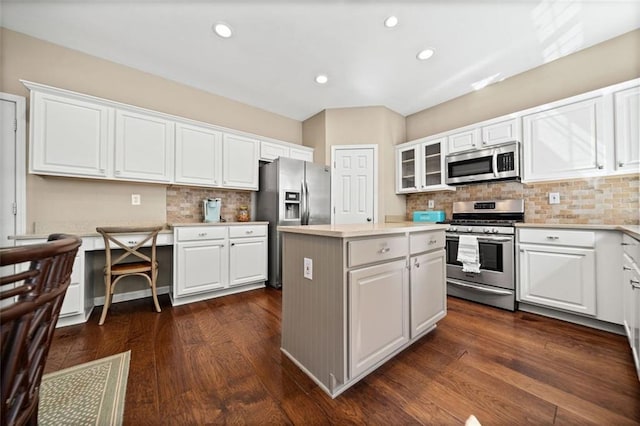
[
  {"left": 14, "top": 119, "right": 18, "bottom": 132},
  {"left": 12, "top": 203, "right": 17, "bottom": 215}
]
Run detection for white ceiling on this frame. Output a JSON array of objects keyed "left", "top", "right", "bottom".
[{"left": 2, "top": 1, "right": 639, "bottom": 121}]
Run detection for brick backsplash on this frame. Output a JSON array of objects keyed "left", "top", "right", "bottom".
[
  {"left": 166, "top": 185, "right": 252, "bottom": 223},
  {"left": 406, "top": 174, "right": 640, "bottom": 225}
]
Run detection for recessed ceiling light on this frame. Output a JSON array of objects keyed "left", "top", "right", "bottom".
[
  {"left": 384, "top": 16, "right": 398, "bottom": 28},
  {"left": 213, "top": 22, "right": 233, "bottom": 38},
  {"left": 315, "top": 74, "right": 328, "bottom": 84},
  {"left": 416, "top": 48, "right": 435, "bottom": 60}
]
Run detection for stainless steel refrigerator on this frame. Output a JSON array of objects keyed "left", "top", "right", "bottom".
[{"left": 256, "top": 157, "right": 331, "bottom": 288}]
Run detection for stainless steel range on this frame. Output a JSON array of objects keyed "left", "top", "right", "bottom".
[{"left": 443, "top": 199, "right": 524, "bottom": 311}]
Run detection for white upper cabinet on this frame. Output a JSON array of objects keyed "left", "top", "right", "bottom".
[
  {"left": 114, "top": 109, "right": 174, "bottom": 182},
  {"left": 260, "top": 140, "right": 289, "bottom": 161},
  {"left": 480, "top": 118, "right": 520, "bottom": 147},
  {"left": 260, "top": 139, "right": 314, "bottom": 162},
  {"left": 447, "top": 128, "right": 480, "bottom": 153},
  {"left": 175, "top": 122, "right": 222, "bottom": 186},
  {"left": 396, "top": 144, "right": 419, "bottom": 193},
  {"left": 522, "top": 96, "right": 607, "bottom": 182},
  {"left": 396, "top": 136, "right": 454, "bottom": 194},
  {"left": 613, "top": 84, "right": 640, "bottom": 173},
  {"left": 29, "top": 90, "right": 111, "bottom": 178},
  {"left": 222, "top": 133, "right": 260, "bottom": 190},
  {"left": 289, "top": 146, "right": 313, "bottom": 162}
]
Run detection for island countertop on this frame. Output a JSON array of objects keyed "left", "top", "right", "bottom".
[{"left": 277, "top": 222, "right": 449, "bottom": 238}]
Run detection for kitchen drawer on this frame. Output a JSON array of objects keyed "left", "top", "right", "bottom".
[
  {"left": 176, "top": 226, "right": 227, "bottom": 242},
  {"left": 518, "top": 229, "right": 595, "bottom": 248},
  {"left": 410, "top": 231, "right": 445, "bottom": 254},
  {"left": 229, "top": 225, "right": 266, "bottom": 238},
  {"left": 348, "top": 235, "right": 408, "bottom": 268},
  {"left": 623, "top": 234, "right": 640, "bottom": 265},
  {"left": 94, "top": 232, "right": 173, "bottom": 249}
]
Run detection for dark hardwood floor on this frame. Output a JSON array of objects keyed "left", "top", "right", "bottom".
[{"left": 45, "top": 289, "right": 640, "bottom": 425}]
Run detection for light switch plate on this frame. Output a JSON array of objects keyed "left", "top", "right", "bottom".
[
  {"left": 304, "top": 257, "right": 313, "bottom": 280},
  {"left": 549, "top": 192, "right": 560, "bottom": 205},
  {"left": 428, "top": 200, "right": 435, "bottom": 209},
  {"left": 131, "top": 194, "right": 141, "bottom": 205}
]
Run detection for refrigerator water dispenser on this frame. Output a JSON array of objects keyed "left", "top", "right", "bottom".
[{"left": 284, "top": 191, "right": 300, "bottom": 220}]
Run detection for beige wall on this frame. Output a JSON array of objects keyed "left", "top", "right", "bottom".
[
  {"left": 304, "top": 106, "right": 407, "bottom": 220},
  {"left": 406, "top": 29, "right": 640, "bottom": 140},
  {"left": 1, "top": 28, "right": 303, "bottom": 232},
  {"left": 302, "top": 110, "right": 327, "bottom": 165}
]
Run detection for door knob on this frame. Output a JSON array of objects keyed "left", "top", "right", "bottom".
[{"left": 366, "top": 217, "right": 372, "bottom": 222}]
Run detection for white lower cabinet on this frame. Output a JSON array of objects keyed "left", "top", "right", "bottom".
[
  {"left": 229, "top": 227, "right": 267, "bottom": 287},
  {"left": 622, "top": 234, "right": 640, "bottom": 380},
  {"left": 348, "top": 259, "right": 409, "bottom": 378},
  {"left": 172, "top": 224, "right": 267, "bottom": 305},
  {"left": 176, "top": 240, "right": 228, "bottom": 296},
  {"left": 60, "top": 253, "right": 84, "bottom": 316},
  {"left": 518, "top": 242, "right": 596, "bottom": 316},
  {"left": 410, "top": 249, "right": 446, "bottom": 338}
]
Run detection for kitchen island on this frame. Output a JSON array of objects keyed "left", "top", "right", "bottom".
[{"left": 279, "top": 222, "right": 448, "bottom": 398}]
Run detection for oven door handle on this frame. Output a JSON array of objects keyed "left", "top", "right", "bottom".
[
  {"left": 492, "top": 149, "right": 498, "bottom": 177},
  {"left": 447, "top": 236, "right": 512, "bottom": 243},
  {"left": 448, "top": 279, "right": 513, "bottom": 296}
]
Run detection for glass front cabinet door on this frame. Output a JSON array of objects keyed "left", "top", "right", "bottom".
[{"left": 396, "top": 145, "right": 419, "bottom": 193}]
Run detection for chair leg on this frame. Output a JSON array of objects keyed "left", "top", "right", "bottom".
[
  {"left": 151, "top": 268, "right": 161, "bottom": 313},
  {"left": 99, "top": 275, "right": 112, "bottom": 325}
]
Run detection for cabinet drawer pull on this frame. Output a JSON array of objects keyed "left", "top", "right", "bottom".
[
  {"left": 622, "top": 242, "right": 636, "bottom": 246},
  {"left": 378, "top": 247, "right": 391, "bottom": 254},
  {"left": 127, "top": 240, "right": 137, "bottom": 245},
  {"left": 198, "top": 232, "right": 207, "bottom": 237},
  {"left": 623, "top": 266, "right": 633, "bottom": 271},
  {"left": 546, "top": 236, "right": 559, "bottom": 240},
  {"left": 246, "top": 230, "right": 254, "bottom": 234},
  {"left": 428, "top": 239, "right": 437, "bottom": 245}
]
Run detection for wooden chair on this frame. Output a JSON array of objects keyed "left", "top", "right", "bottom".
[
  {"left": 96, "top": 226, "right": 163, "bottom": 325},
  {"left": 0, "top": 234, "right": 82, "bottom": 426}
]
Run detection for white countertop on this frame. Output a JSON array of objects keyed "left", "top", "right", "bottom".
[
  {"left": 11, "top": 221, "right": 268, "bottom": 240},
  {"left": 516, "top": 223, "right": 640, "bottom": 240},
  {"left": 169, "top": 221, "right": 268, "bottom": 227},
  {"left": 278, "top": 222, "right": 449, "bottom": 238}
]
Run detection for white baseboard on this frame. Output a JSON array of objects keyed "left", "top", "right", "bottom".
[{"left": 93, "top": 285, "right": 171, "bottom": 306}]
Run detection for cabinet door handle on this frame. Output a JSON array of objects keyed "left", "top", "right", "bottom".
[
  {"left": 622, "top": 242, "right": 636, "bottom": 246},
  {"left": 619, "top": 161, "right": 624, "bottom": 167},
  {"left": 623, "top": 266, "right": 633, "bottom": 271},
  {"left": 597, "top": 164, "right": 604, "bottom": 170},
  {"left": 414, "top": 258, "right": 420, "bottom": 268},
  {"left": 631, "top": 279, "right": 640, "bottom": 289},
  {"left": 231, "top": 242, "right": 235, "bottom": 246},
  {"left": 546, "top": 236, "right": 559, "bottom": 240}
]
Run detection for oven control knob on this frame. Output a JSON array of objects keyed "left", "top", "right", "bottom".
[
  {"left": 483, "top": 228, "right": 491, "bottom": 233},
  {"left": 466, "top": 227, "right": 473, "bottom": 233},
  {"left": 492, "top": 228, "right": 499, "bottom": 234},
  {"left": 450, "top": 226, "right": 457, "bottom": 232}
]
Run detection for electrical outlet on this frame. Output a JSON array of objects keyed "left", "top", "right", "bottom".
[
  {"left": 428, "top": 200, "right": 435, "bottom": 209},
  {"left": 304, "top": 257, "right": 313, "bottom": 280},
  {"left": 131, "top": 194, "right": 141, "bottom": 205},
  {"left": 548, "top": 192, "right": 560, "bottom": 205}
]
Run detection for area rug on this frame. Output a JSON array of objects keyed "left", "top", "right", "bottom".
[{"left": 39, "top": 350, "right": 130, "bottom": 426}]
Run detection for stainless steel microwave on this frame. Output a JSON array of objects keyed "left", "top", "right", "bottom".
[{"left": 445, "top": 141, "right": 521, "bottom": 185}]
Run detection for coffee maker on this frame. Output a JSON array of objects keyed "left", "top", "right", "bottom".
[{"left": 203, "top": 198, "right": 222, "bottom": 223}]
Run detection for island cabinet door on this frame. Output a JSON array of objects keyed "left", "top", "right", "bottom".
[
  {"left": 410, "top": 249, "right": 446, "bottom": 339},
  {"left": 348, "top": 259, "right": 409, "bottom": 378}
]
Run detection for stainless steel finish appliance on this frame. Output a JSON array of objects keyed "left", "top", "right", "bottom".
[
  {"left": 443, "top": 199, "right": 524, "bottom": 311},
  {"left": 256, "top": 157, "right": 331, "bottom": 288},
  {"left": 445, "top": 141, "right": 521, "bottom": 185},
  {"left": 203, "top": 198, "right": 221, "bottom": 223}
]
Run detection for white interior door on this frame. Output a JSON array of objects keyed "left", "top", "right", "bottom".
[
  {"left": 332, "top": 146, "right": 376, "bottom": 224},
  {"left": 1, "top": 94, "right": 25, "bottom": 246}
]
